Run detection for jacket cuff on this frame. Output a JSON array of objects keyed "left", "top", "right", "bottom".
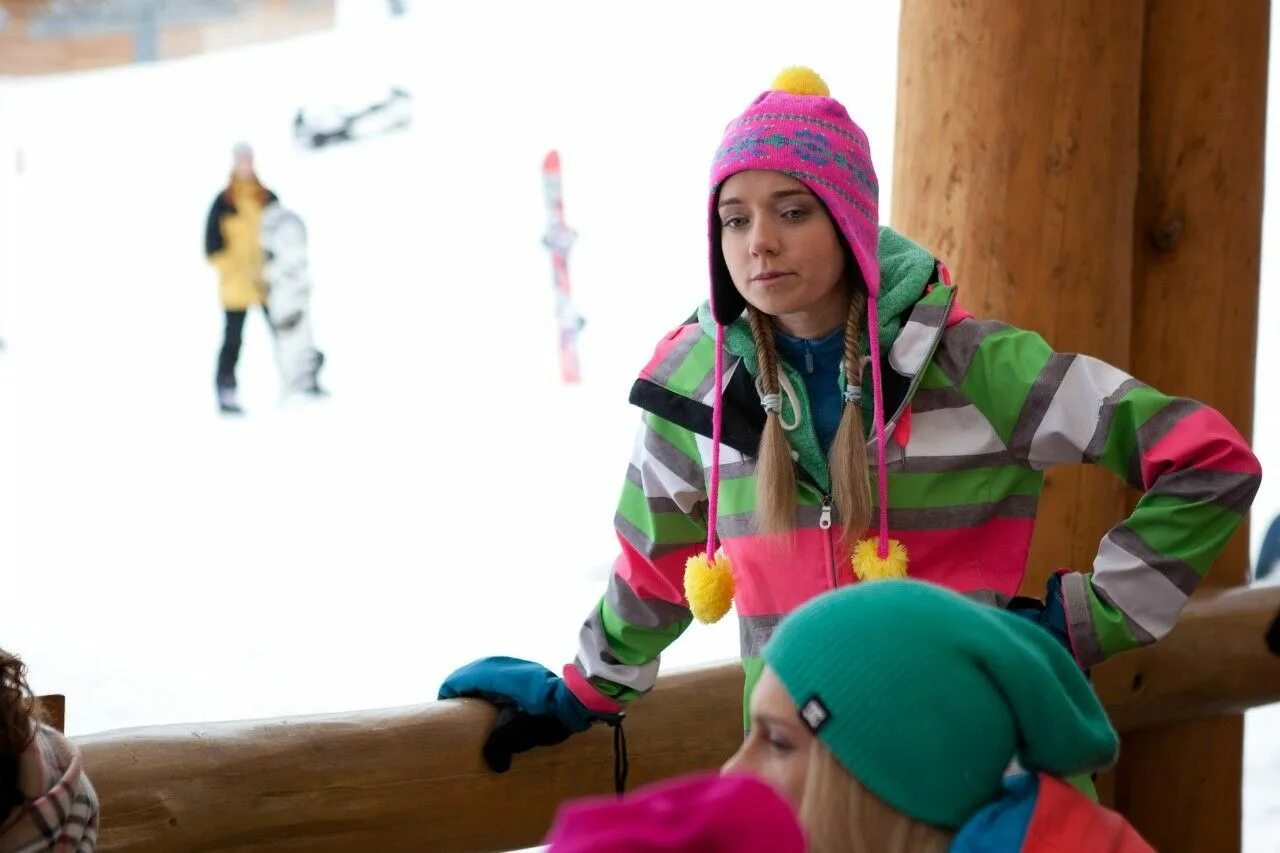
[
  {"left": 562, "top": 663, "right": 625, "bottom": 716},
  {"left": 1057, "top": 569, "right": 1104, "bottom": 669}
]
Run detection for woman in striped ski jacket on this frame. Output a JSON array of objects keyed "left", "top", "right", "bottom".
[{"left": 439, "top": 66, "right": 1260, "bottom": 769}]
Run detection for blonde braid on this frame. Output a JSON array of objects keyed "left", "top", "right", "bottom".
[
  {"left": 747, "top": 306, "right": 798, "bottom": 535},
  {"left": 828, "top": 288, "right": 873, "bottom": 548}
]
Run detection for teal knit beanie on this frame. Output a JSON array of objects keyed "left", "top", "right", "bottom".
[{"left": 762, "top": 580, "right": 1118, "bottom": 829}]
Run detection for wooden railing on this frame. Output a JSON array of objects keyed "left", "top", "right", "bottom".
[
  {"left": 37, "top": 694, "right": 65, "bottom": 734},
  {"left": 76, "top": 584, "right": 1280, "bottom": 851}
]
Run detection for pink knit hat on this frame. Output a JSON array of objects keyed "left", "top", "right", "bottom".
[
  {"left": 709, "top": 71, "right": 881, "bottom": 318},
  {"left": 544, "top": 772, "right": 806, "bottom": 852},
  {"left": 686, "top": 68, "right": 900, "bottom": 622}
]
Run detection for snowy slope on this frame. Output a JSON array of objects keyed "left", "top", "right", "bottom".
[
  {"left": 0, "top": 1, "right": 899, "bottom": 729},
  {"left": 0, "top": 2, "right": 1274, "bottom": 849}
]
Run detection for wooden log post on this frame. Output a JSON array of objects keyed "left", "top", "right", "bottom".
[
  {"left": 1102, "top": 3, "right": 1269, "bottom": 850},
  {"left": 893, "top": 1, "right": 1268, "bottom": 848},
  {"left": 892, "top": 0, "right": 1144, "bottom": 591}
]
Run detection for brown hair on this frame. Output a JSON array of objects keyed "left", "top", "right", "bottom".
[
  {"left": 1, "top": 650, "right": 42, "bottom": 816},
  {"left": 799, "top": 742, "right": 953, "bottom": 853},
  {"left": 746, "top": 282, "right": 873, "bottom": 548}
]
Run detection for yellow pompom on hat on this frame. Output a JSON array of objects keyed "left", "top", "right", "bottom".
[{"left": 770, "top": 65, "right": 831, "bottom": 96}]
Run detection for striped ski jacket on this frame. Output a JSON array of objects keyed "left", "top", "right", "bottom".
[{"left": 562, "top": 259, "right": 1260, "bottom": 725}]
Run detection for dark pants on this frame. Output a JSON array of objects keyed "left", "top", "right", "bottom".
[{"left": 215, "top": 306, "right": 270, "bottom": 390}]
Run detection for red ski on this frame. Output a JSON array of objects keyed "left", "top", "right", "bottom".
[{"left": 541, "top": 150, "right": 583, "bottom": 384}]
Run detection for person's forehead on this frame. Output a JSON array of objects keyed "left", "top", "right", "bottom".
[
  {"left": 754, "top": 669, "right": 796, "bottom": 709},
  {"left": 722, "top": 171, "right": 812, "bottom": 200}
]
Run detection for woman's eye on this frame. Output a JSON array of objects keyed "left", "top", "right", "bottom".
[
  {"left": 782, "top": 207, "right": 808, "bottom": 221},
  {"left": 722, "top": 215, "right": 748, "bottom": 229},
  {"left": 768, "top": 736, "right": 794, "bottom": 752}
]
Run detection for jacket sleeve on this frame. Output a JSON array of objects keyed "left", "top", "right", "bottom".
[
  {"left": 948, "top": 320, "right": 1261, "bottom": 668},
  {"left": 204, "top": 195, "right": 226, "bottom": 259},
  {"left": 563, "top": 411, "right": 705, "bottom": 712}
]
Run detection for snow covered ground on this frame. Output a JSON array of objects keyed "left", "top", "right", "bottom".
[{"left": 0, "top": 1, "right": 1274, "bottom": 849}]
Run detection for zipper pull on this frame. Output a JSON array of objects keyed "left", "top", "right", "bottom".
[
  {"left": 804, "top": 345, "right": 815, "bottom": 374},
  {"left": 819, "top": 496, "right": 833, "bottom": 530}
]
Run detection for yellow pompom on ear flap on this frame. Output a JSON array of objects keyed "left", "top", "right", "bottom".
[
  {"left": 684, "top": 550, "right": 734, "bottom": 624},
  {"left": 771, "top": 66, "right": 831, "bottom": 97},
  {"left": 851, "top": 538, "right": 909, "bottom": 581}
]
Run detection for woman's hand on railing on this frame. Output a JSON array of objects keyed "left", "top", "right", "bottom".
[{"left": 438, "top": 656, "right": 620, "bottom": 772}]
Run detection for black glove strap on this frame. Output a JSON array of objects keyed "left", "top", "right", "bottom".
[{"left": 611, "top": 719, "right": 629, "bottom": 795}]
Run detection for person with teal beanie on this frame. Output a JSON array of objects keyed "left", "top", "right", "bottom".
[{"left": 723, "top": 579, "right": 1155, "bottom": 852}]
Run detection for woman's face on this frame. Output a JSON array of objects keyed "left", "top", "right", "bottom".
[
  {"left": 233, "top": 152, "right": 255, "bottom": 180},
  {"left": 721, "top": 666, "right": 815, "bottom": 805},
  {"left": 717, "top": 170, "right": 848, "bottom": 337}
]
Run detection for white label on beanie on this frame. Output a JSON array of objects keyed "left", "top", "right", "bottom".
[{"left": 800, "top": 697, "right": 830, "bottom": 732}]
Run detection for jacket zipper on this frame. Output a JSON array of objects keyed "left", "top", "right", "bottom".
[
  {"left": 780, "top": 288, "right": 956, "bottom": 595},
  {"left": 819, "top": 495, "right": 837, "bottom": 589}
]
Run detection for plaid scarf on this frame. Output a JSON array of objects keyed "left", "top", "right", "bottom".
[{"left": 0, "top": 725, "right": 98, "bottom": 852}]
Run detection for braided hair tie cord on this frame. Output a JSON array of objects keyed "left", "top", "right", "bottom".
[{"left": 756, "top": 373, "right": 801, "bottom": 431}]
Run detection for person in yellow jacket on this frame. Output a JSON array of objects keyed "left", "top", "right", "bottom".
[{"left": 204, "top": 142, "right": 277, "bottom": 414}]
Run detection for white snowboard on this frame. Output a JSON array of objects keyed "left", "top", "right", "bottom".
[{"left": 261, "top": 202, "right": 325, "bottom": 398}]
